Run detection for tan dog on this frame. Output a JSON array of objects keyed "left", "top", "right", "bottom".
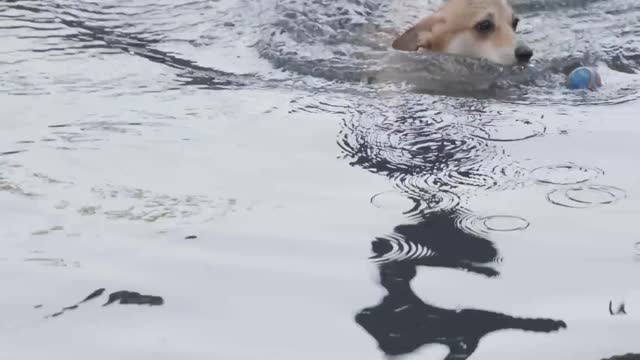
[{"left": 392, "top": 0, "right": 532, "bottom": 65}]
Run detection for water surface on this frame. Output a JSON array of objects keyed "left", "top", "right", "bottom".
[{"left": 1, "top": 0, "right": 639, "bottom": 359}]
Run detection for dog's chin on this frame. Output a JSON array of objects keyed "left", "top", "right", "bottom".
[
  {"left": 446, "top": 38, "right": 518, "bottom": 66},
  {"left": 476, "top": 48, "right": 519, "bottom": 66},
  {"left": 444, "top": 50, "right": 518, "bottom": 66}
]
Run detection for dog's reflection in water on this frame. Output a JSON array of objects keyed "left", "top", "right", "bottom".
[{"left": 356, "top": 211, "right": 566, "bottom": 360}]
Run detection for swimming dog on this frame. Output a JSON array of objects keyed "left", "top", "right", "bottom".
[{"left": 392, "top": 0, "right": 532, "bottom": 65}]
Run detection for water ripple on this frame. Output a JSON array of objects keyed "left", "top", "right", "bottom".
[
  {"left": 338, "top": 95, "right": 539, "bottom": 203},
  {"left": 531, "top": 163, "right": 604, "bottom": 185},
  {"left": 370, "top": 191, "right": 417, "bottom": 213},
  {"left": 456, "top": 212, "right": 531, "bottom": 236},
  {"left": 5, "top": 0, "right": 640, "bottom": 100},
  {"left": 546, "top": 185, "right": 627, "bottom": 209},
  {"left": 468, "top": 118, "right": 547, "bottom": 142},
  {"left": 370, "top": 233, "right": 437, "bottom": 264},
  {"left": 253, "top": 0, "right": 640, "bottom": 101}
]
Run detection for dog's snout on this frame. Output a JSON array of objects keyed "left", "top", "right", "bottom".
[{"left": 515, "top": 45, "right": 533, "bottom": 62}]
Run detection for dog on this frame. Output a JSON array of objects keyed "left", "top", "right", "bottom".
[{"left": 392, "top": 0, "right": 532, "bottom": 65}]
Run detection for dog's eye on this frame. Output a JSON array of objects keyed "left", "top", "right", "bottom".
[
  {"left": 512, "top": 17, "right": 520, "bottom": 30},
  {"left": 474, "top": 20, "right": 494, "bottom": 34}
]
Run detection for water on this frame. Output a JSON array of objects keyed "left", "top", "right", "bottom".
[{"left": 1, "top": 0, "right": 639, "bottom": 359}]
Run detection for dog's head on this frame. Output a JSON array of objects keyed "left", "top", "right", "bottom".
[{"left": 392, "top": 0, "right": 532, "bottom": 65}]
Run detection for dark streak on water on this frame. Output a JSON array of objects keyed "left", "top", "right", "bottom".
[
  {"left": 82, "top": 288, "right": 106, "bottom": 302},
  {"left": 47, "top": 288, "right": 105, "bottom": 318},
  {"left": 46, "top": 288, "right": 163, "bottom": 318},
  {"left": 0, "top": 150, "right": 27, "bottom": 156}
]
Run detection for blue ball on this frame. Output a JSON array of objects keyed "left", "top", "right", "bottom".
[{"left": 567, "top": 67, "right": 602, "bottom": 90}]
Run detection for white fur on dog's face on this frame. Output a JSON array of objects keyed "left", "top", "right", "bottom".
[
  {"left": 446, "top": 31, "right": 517, "bottom": 65},
  {"left": 392, "top": 0, "right": 527, "bottom": 65}
]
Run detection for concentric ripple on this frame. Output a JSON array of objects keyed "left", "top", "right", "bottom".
[
  {"left": 338, "top": 94, "right": 540, "bottom": 205},
  {"left": 370, "top": 191, "right": 417, "bottom": 213},
  {"left": 468, "top": 119, "right": 547, "bottom": 142},
  {"left": 483, "top": 216, "right": 531, "bottom": 232},
  {"left": 531, "top": 164, "right": 604, "bottom": 185},
  {"left": 289, "top": 94, "right": 353, "bottom": 115},
  {"left": 370, "top": 234, "right": 437, "bottom": 264},
  {"left": 456, "top": 212, "right": 530, "bottom": 236},
  {"left": 546, "top": 185, "right": 627, "bottom": 208},
  {"left": 396, "top": 189, "right": 462, "bottom": 218}
]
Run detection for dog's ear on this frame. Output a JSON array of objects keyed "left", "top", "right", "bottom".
[{"left": 392, "top": 14, "right": 445, "bottom": 51}]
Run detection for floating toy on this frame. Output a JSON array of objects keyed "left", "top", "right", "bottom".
[{"left": 567, "top": 66, "right": 602, "bottom": 90}]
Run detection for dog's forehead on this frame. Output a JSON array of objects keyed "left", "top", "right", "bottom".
[{"left": 443, "top": 0, "right": 513, "bottom": 20}]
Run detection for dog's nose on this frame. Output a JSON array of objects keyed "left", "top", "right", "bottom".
[{"left": 515, "top": 45, "right": 533, "bottom": 62}]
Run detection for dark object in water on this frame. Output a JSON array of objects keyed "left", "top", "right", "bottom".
[
  {"left": 103, "top": 291, "right": 164, "bottom": 306},
  {"left": 356, "top": 260, "right": 567, "bottom": 358},
  {"left": 45, "top": 288, "right": 162, "bottom": 318},
  {"left": 185, "top": 235, "right": 198, "bottom": 240},
  {"left": 357, "top": 212, "right": 567, "bottom": 359},
  {"left": 603, "top": 355, "right": 640, "bottom": 360},
  {"left": 609, "top": 301, "right": 627, "bottom": 315}
]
